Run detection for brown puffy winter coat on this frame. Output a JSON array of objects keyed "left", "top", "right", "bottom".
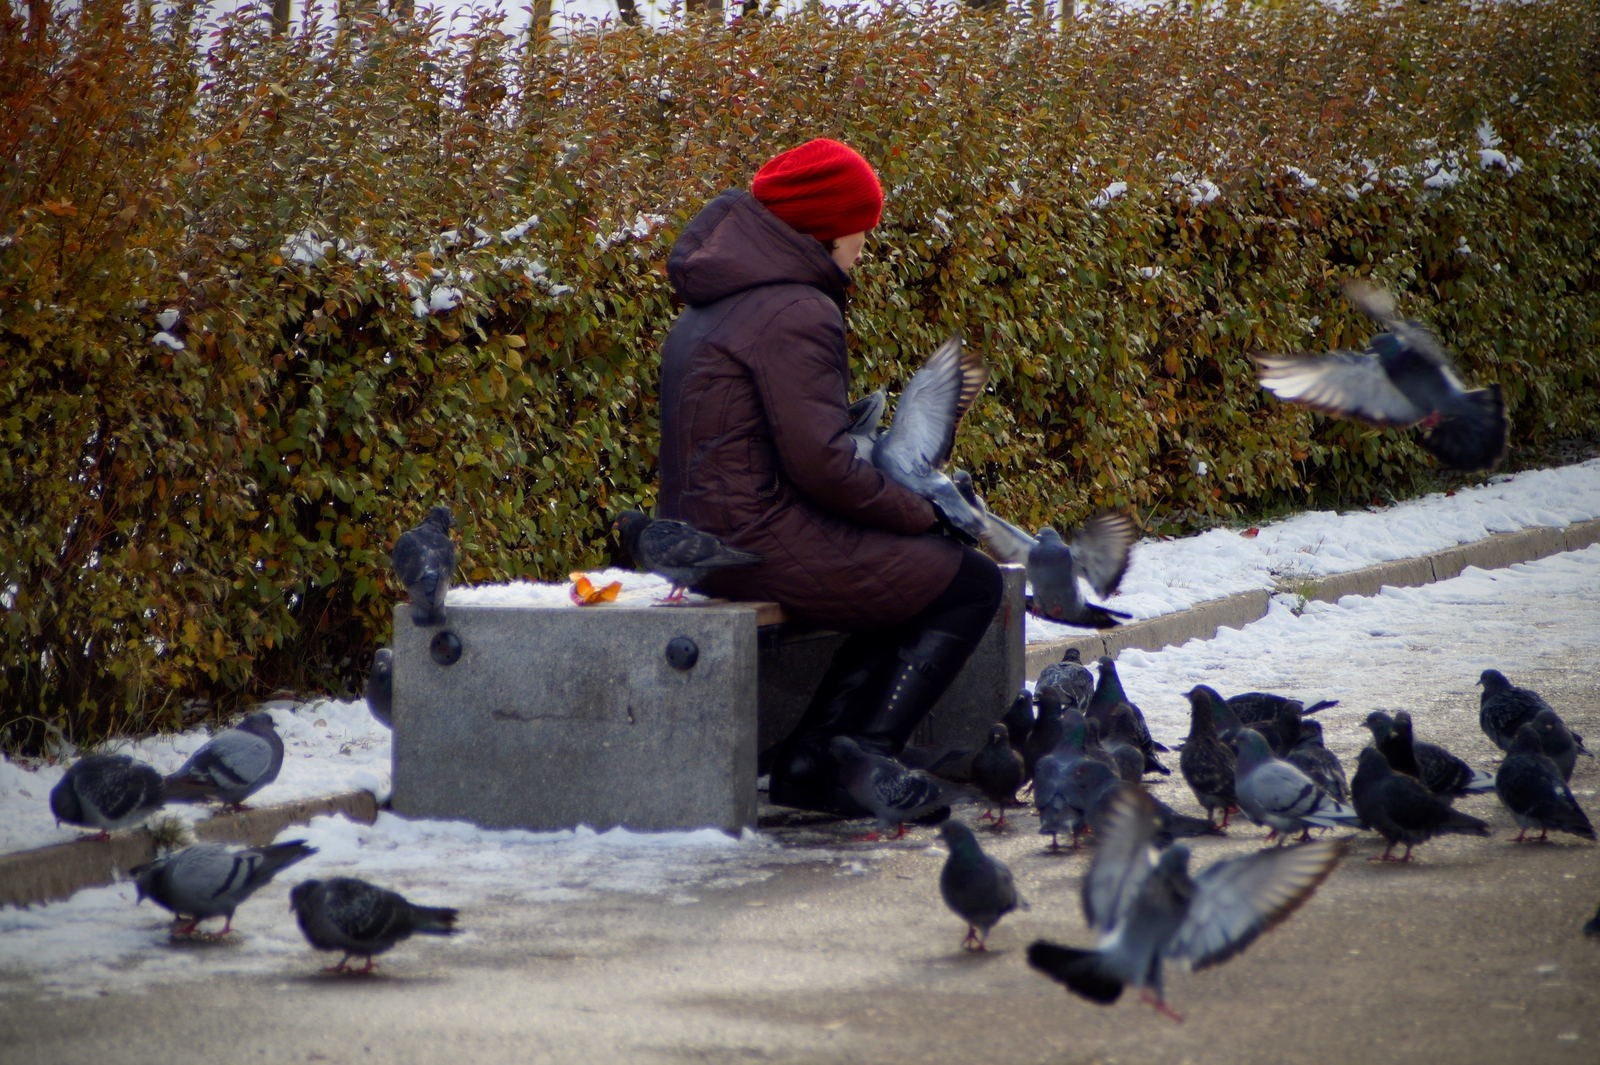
[{"left": 656, "top": 190, "right": 961, "bottom": 630}]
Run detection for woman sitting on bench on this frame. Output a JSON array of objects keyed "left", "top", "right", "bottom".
[{"left": 655, "top": 138, "right": 1003, "bottom": 815}]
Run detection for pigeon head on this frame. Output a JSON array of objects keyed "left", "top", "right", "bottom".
[
  {"left": 950, "top": 469, "right": 977, "bottom": 505},
  {"left": 1362, "top": 711, "right": 1394, "bottom": 741},
  {"left": 1061, "top": 648, "right": 1081, "bottom": 664},
  {"left": 1154, "top": 843, "right": 1192, "bottom": 878},
  {"left": 1368, "top": 332, "right": 1407, "bottom": 367},
  {"left": 614, "top": 510, "right": 649, "bottom": 556},
  {"left": 373, "top": 648, "right": 394, "bottom": 669},
  {"left": 1036, "top": 527, "right": 1065, "bottom": 547},
  {"left": 937, "top": 819, "right": 981, "bottom": 853},
  {"left": 1533, "top": 709, "right": 1566, "bottom": 739},
  {"left": 1232, "top": 728, "right": 1275, "bottom": 770},
  {"left": 129, "top": 858, "right": 165, "bottom": 904},
  {"left": 424, "top": 505, "right": 455, "bottom": 530},
  {"left": 1356, "top": 746, "right": 1392, "bottom": 776},
  {"left": 986, "top": 724, "right": 1010, "bottom": 748},
  {"left": 1478, "top": 669, "right": 1509, "bottom": 691},
  {"left": 1298, "top": 719, "right": 1325, "bottom": 744},
  {"left": 240, "top": 711, "right": 278, "bottom": 736},
  {"left": 1185, "top": 686, "right": 1221, "bottom": 734},
  {"left": 1508, "top": 723, "right": 1543, "bottom": 756},
  {"left": 1391, "top": 711, "right": 1415, "bottom": 740},
  {"left": 1035, "top": 690, "right": 1064, "bottom": 722},
  {"left": 289, "top": 880, "right": 322, "bottom": 913},
  {"left": 48, "top": 775, "right": 81, "bottom": 825}
]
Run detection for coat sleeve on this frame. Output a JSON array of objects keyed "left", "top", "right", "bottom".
[{"left": 742, "top": 297, "right": 939, "bottom": 535}]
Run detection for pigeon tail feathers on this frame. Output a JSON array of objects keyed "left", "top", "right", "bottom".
[{"left": 1027, "top": 941, "right": 1125, "bottom": 1004}]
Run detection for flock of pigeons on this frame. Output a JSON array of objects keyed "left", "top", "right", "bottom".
[{"left": 895, "top": 653, "right": 1597, "bottom": 1020}]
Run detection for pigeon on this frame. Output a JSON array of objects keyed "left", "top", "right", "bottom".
[
  {"left": 1478, "top": 669, "right": 1555, "bottom": 753},
  {"left": 1035, "top": 649, "right": 1095, "bottom": 711},
  {"left": 1350, "top": 749, "right": 1489, "bottom": 862},
  {"left": 1226, "top": 691, "right": 1338, "bottom": 726},
  {"left": 1027, "top": 788, "right": 1344, "bottom": 1021},
  {"left": 49, "top": 754, "right": 166, "bottom": 838},
  {"left": 1196, "top": 684, "right": 1247, "bottom": 739},
  {"left": 1082, "top": 719, "right": 1123, "bottom": 775},
  {"left": 163, "top": 711, "right": 284, "bottom": 809},
  {"left": 1100, "top": 706, "right": 1151, "bottom": 784},
  {"left": 844, "top": 389, "right": 887, "bottom": 464},
  {"left": 1585, "top": 903, "right": 1600, "bottom": 937},
  {"left": 1371, "top": 710, "right": 1495, "bottom": 797},
  {"left": 829, "top": 737, "right": 972, "bottom": 840},
  {"left": 365, "top": 648, "right": 394, "bottom": 728},
  {"left": 1242, "top": 701, "right": 1308, "bottom": 758},
  {"left": 1001, "top": 690, "right": 1035, "bottom": 755},
  {"left": 969, "top": 725, "right": 1026, "bottom": 827},
  {"left": 1495, "top": 724, "right": 1596, "bottom": 843},
  {"left": 290, "top": 877, "right": 460, "bottom": 974},
  {"left": 1179, "top": 686, "right": 1239, "bottom": 827},
  {"left": 869, "top": 336, "right": 991, "bottom": 539},
  {"left": 1233, "top": 728, "right": 1364, "bottom": 844},
  {"left": 1532, "top": 708, "right": 1591, "bottom": 783},
  {"left": 133, "top": 840, "right": 316, "bottom": 936},
  {"left": 938, "top": 820, "right": 1024, "bottom": 950},
  {"left": 1252, "top": 281, "right": 1508, "bottom": 472},
  {"left": 1034, "top": 744, "right": 1105, "bottom": 851},
  {"left": 391, "top": 505, "right": 456, "bottom": 626},
  {"left": 1091, "top": 656, "right": 1169, "bottom": 773},
  {"left": 614, "top": 510, "right": 764, "bottom": 602},
  {"left": 1285, "top": 720, "right": 1350, "bottom": 805},
  {"left": 1023, "top": 692, "right": 1070, "bottom": 784}
]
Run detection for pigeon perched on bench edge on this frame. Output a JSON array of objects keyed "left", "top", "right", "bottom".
[
  {"left": 50, "top": 754, "right": 166, "bottom": 839},
  {"left": 615, "top": 511, "right": 763, "bottom": 603},
  {"left": 391, "top": 505, "right": 456, "bottom": 626},
  {"left": 164, "top": 711, "right": 284, "bottom": 809}
]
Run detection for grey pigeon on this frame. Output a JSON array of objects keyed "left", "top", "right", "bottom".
[
  {"left": 1100, "top": 707, "right": 1150, "bottom": 784},
  {"left": 1478, "top": 669, "right": 1554, "bottom": 752},
  {"left": 938, "top": 820, "right": 1024, "bottom": 950},
  {"left": 1027, "top": 788, "right": 1344, "bottom": 1021},
  {"left": 830, "top": 737, "right": 973, "bottom": 840},
  {"left": 1495, "top": 724, "right": 1596, "bottom": 843},
  {"left": 133, "top": 840, "right": 315, "bottom": 936},
  {"left": 1233, "top": 729, "right": 1364, "bottom": 844},
  {"left": 1090, "top": 656, "right": 1170, "bottom": 772},
  {"left": 844, "top": 389, "right": 887, "bottom": 464},
  {"left": 1034, "top": 739, "right": 1103, "bottom": 851},
  {"left": 1023, "top": 692, "right": 1070, "bottom": 784},
  {"left": 49, "top": 754, "right": 166, "bottom": 838},
  {"left": 365, "top": 648, "right": 394, "bottom": 728},
  {"left": 1179, "top": 687, "right": 1239, "bottom": 827},
  {"left": 1285, "top": 720, "right": 1350, "bottom": 805},
  {"left": 290, "top": 877, "right": 460, "bottom": 973},
  {"left": 1035, "top": 649, "right": 1095, "bottom": 711},
  {"left": 163, "top": 711, "right": 283, "bottom": 809},
  {"left": 1253, "top": 282, "right": 1507, "bottom": 471},
  {"left": 615, "top": 510, "right": 763, "bottom": 601},
  {"left": 870, "top": 336, "right": 991, "bottom": 539},
  {"left": 1533, "top": 708, "right": 1591, "bottom": 783},
  {"left": 1001, "top": 690, "right": 1034, "bottom": 755},
  {"left": 1350, "top": 748, "right": 1489, "bottom": 862},
  {"left": 969, "top": 725, "right": 1025, "bottom": 827},
  {"left": 1372, "top": 710, "right": 1494, "bottom": 797},
  {"left": 391, "top": 505, "right": 456, "bottom": 626},
  {"left": 1226, "top": 691, "right": 1338, "bottom": 725}
]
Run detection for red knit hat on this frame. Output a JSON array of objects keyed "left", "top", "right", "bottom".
[{"left": 751, "top": 139, "right": 883, "bottom": 243}]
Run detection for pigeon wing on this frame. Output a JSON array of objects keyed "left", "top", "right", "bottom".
[
  {"left": 1081, "top": 787, "right": 1160, "bottom": 935},
  {"left": 390, "top": 531, "right": 429, "bottom": 586},
  {"left": 1069, "top": 512, "right": 1138, "bottom": 599},
  {"left": 80, "top": 757, "right": 162, "bottom": 822},
  {"left": 1164, "top": 838, "right": 1344, "bottom": 970},
  {"left": 845, "top": 390, "right": 887, "bottom": 438},
  {"left": 1254, "top": 349, "right": 1426, "bottom": 426},
  {"left": 190, "top": 730, "right": 274, "bottom": 791},
  {"left": 880, "top": 336, "right": 988, "bottom": 470},
  {"left": 952, "top": 471, "right": 1036, "bottom": 564},
  {"left": 875, "top": 765, "right": 957, "bottom": 816}
]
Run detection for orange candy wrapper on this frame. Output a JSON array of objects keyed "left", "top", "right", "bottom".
[{"left": 569, "top": 572, "right": 622, "bottom": 606}]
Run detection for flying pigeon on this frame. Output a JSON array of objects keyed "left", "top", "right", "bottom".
[
  {"left": 1533, "top": 708, "right": 1591, "bottom": 783},
  {"left": 365, "top": 648, "right": 394, "bottom": 728},
  {"left": 1091, "top": 656, "right": 1169, "bottom": 773},
  {"left": 391, "top": 505, "right": 456, "bottom": 626},
  {"left": 133, "top": 840, "right": 316, "bottom": 936},
  {"left": 1027, "top": 788, "right": 1343, "bottom": 1021},
  {"left": 829, "top": 737, "right": 972, "bottom": 840},
  {"left": 1495, "top": 724, "right": 1596, "bottom": 843},
  {"left": 868, "top": 336, "right": 991, "bottom": 539},
  {"left": 1233, "top": 729, "right": 1364, "bottom": 843},
  {"left": 1226, "top": 691, "right": 1338, "bottom": 725},
  {"left": 938, "top": 820, "right": 1024, "bottom": 951},
  {"left": 1350, "top": 749, "right": 1489, "bottom": 862},
  {"left": 1035, "top": 649, "right": 1096, "bottom": 711},
  {"left": 1179, "top": 687, "right": 1239, "bottom": 827},
  {"left": 1285, "top": 720, "right": 1350, "bottom": 805},
  {"left": 1252, "top": 282, "right": 1507, "bottom": 472},
  {"left": 1478, "top": 669, "right": 1554, "bottom": 753},
  {"left": 290, "top": 876, "right": 460, "bottom": 974},
  {"left": 1001, "top": 690, "right": 1035, "bottom": 755},
  {"left": 970, "top": 725, "right": 1026, "bottom": 827},
  {"left": 163, "top": 711, "right": 284, "bottom": 809},
  {"left": 1367, "top": 710, "right": 1495, "bottom": 797},
  {"left": 49, "top": 754, "right": 166, "bottom": 839},
  {"left": 614, "top": 511, "right": 763, "bottom": 602}
]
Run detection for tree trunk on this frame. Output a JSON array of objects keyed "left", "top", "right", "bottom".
[
  {"left": 271, "top": 0, "right": 291, "bottom": 35},
  {"left": 27, "top": 0, "right": 50, "bottom": 41},
  {"left": 529, "top": 0, "right": 552, "bottom": 46}
]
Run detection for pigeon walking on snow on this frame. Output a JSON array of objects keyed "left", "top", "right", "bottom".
[
  {"left": 1495, "top": 724, "right": 1596, "bottom": 843},
  {"left": 1179, "top": 687, "right": 1239, "bottom": 827},
  {"left": 1478, "top": 669, "right": 1556, "bottom": 753},
  {"left": 134, "top": 840, "right": 316, "bottom": 936},
  {"left": 365, "top": 648, "right": 394, "bottom": 728},
  {"left": 1252, "top": 282, "right": 1507, "bottom": 472},
  {"left": 830, "top": 737, "right": 972, "bottom": 840},
  {"left": 1365, "top": 711, "right": 1494, "bottom": 797},
  {"left": 1233, "top": 729, "right": 1364, "bottom": 844},
  {"left": 391, "top": 506, "right": 456, "bottom": 626},
  {"left": 614, "top": 511, "right": 764, "bottom": 602},
  {"left": 1026, "top": 788, "right": 1344, "bottom": 1022},
  {"left": 1533, "top": 708, "right": 1591, "bottom": 783},
  {"left": 1350, "top": 749, "right": 1489, "bottom": 862},
  {"left": 938, "top": 821, "right": 1024, "bottom": 950},
  {"left": 970, "top": 725, "right": 1026, "bottom": 827},
  {"left": 163, "top": 711, "right": 283, "bottom": 809},
  {"left": 49, "top": 754, "right": 166, "bottom": 839},
  {"left": 291, "top": 877, "right": 460, "bottom": 974}
]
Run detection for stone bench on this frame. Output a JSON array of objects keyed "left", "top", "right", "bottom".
[{"left": 390, "top": 564, "right": 1024, "bottom": 834}]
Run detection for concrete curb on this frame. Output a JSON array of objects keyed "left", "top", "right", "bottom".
[
  {"left": 1026, "top": 517, "right": 1600, "bottom": 679},
  {"left": 0, "top": 790, "right": 379, "bottom": 910}
]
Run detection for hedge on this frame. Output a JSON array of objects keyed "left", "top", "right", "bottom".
[{"left": 2, "top": 0, "right": 1598, "bottom": 748}]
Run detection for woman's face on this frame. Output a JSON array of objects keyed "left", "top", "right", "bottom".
[{"left": 830, "top": 231, "right": 868, "bottom": 273}]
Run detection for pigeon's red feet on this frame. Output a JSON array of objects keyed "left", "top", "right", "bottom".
[
  {"left": 1295, "top": 829, "right": 1313, "bottom": 843},
  {"left": 994, "top": 812, "right": 1007, "bottom": 829},
  {"left": 357, "top": 957, "right": 377, "bottom": 974},
  {"left": 961, "top": 926, "right": 986, "bottom": 951},
  {"left": 87, "top": 831, "right": 111, "bottom": 843},
  {"left": 223, "top": 803, "right": 253, "bottom": 813},
  {"left": 978, "top": 809, "right": 995, "bottom": 822},
  {"left": 170, "top": 919, "right": 199, "bottom": 937},
  {"left": 1420, "top": 410, "right": 1443, "bottom": 429},
  {"left": 656, "top": 587, "right": 688, "bottom": 604},
  {"left": 888, "top": 824, "right": 909, "bottom": 841},
  {"left": 322, "top": 961, "right": 350, "bottom": 974},
  {"left": 1141, "top": 990, "right": 1185, "bottom": 1024},
  {"left": 850, "top": 831, "right": 881, "bottom": 842}
]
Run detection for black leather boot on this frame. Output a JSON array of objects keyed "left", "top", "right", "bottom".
[{"left": 849, "top": 628, "right": 981, "bottom": 757}]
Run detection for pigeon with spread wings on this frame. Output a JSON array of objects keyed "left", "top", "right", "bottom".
[
  {"left": 1027, "top": 788, "right": 1343, "bottom": 1022},
  {"left": 1253, "top": 282, "right": 1507, "bottom": 472}
]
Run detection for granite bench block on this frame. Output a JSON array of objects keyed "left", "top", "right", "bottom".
[{"left": 391, "top": 604, "right": 759, "bottom": 834}]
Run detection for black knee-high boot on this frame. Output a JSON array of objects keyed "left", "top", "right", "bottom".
[{"left": 849, "top": 628, "right": 981, "bottom": 757}]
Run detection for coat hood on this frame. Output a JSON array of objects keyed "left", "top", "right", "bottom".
[{"left": 667, "top": 189, "right": 849, "bottom": 310}]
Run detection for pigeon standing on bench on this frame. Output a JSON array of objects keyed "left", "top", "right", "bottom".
[
  {"left": 830, "top": 737, "right": 971, "bottom": 841},
  {"left": 365, "top": 648, "right": 394, "bottom": 728},
  {"left": 134, "top": 840, "right": 316, "bottom": 936},
  {"left": 392, "top": 505, "right": 456, "bottom": 626},
  {"left": 1252, "top": 282, "right": 1508, "bottom": 472},
  {"left": 291, "top": 877, "right": 460, "bottom": 974},
  {"left": 163, "top": 711, "right": 284, "bottom": 809},
  {"left": 614, "top": 511, "right": 764, "bottom": 603},
  {"left": 50, "top": 754, "right": 167, "bottom": 839}
]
